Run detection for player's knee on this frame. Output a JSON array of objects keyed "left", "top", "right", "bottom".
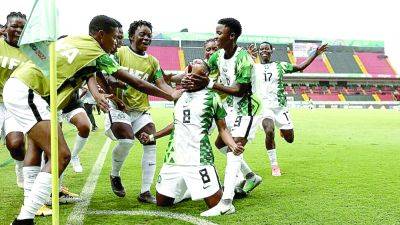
[
  {"left": 6, "top": 138, "right": 25, "bottom": 160},
  {"left": 77, "top": 123, "right": 91, "bottom": 138}
]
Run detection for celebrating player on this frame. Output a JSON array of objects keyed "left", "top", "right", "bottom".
[{"left": 254, "top": 41, "right": 327, "bottom": 176}]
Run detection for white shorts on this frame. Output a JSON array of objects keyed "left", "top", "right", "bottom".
[
  {"left": 104, "top": 102, "right": 153, "bottom": 140},
  {"left": 230, "top": 114, "right": 259, "bottom": 140},
  {"left": 156, "top": 164, "right": 221, "bottom": 201},
  {"left": 61, "top": 107, "right": 87, "bottom": 124},
  {"left": 3, "top": 78, "right": 50, "bottom": 134},
  {"left": 0, "top": 103, "right": 24, "bottom": 139},
  {"left": 261, "top": 107, "right": 294, "bottom": 130}
]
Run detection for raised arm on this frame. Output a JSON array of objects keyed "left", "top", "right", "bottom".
[{"left": 293, "top": 44, "right": 328, "bottom": 72}]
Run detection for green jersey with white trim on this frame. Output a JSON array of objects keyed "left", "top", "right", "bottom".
[
  {"left": 208, "top": 47, "right": 260, "bottom": 116},
  {"left": 164, "top": 89, "right": 226, "bottom": 166},
  {"left": 255, "top": 62, "right": 294, "bottom": 108}
]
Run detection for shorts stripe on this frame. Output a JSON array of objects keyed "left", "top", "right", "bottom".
[
  {"left": 108, "top": 111, "right": 113, "bottom": 124},
  {"left": 244, "top": 116, "right": 254, "bottom": 139},
  {"left": 28, "top": 89, "right": 42, "bottom": 122}
]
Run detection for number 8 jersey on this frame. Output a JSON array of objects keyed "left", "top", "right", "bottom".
[
  {"left": 255, "top": 62, "right": 294, "bottom": 108},
  {"left": 164, "top": 89, "right": 227, "bottom": 166}
]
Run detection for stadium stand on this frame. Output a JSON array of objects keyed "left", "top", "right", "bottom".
[
  {"left": 356, "top": 52, "right": 396, "bottom": 77},
  {"left": 147, "top": 46, "right": 181, "bottom": 70},
  {"left": 294, "top": 57, "right": 330, "bottom": 73},
  {"left": 325, "top": 52, "right": 363, "bottom": 74}
]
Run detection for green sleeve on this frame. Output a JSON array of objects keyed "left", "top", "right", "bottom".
[
  {"left": 213, "top": 92, "right": 227, "bottom": 120},
  {"left": 96, "top": 54, "right": 121, "bottom": 75},
  {"left": 279, "top": 62, "right": 294, "bottom": 73},
  {"left": 153, "top": 61, "right": 163, "bottom": 81},
  {"left": 235, "top": 50, "right": 253, "bottom": 84},
  {"left": 207, "top": 51, "right": 219, "bottom": 80}
]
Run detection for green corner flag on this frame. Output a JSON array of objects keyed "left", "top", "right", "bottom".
[
  {"left": 19, "top": 0, "right": 58, "bottom": 77},
  {"left": 19, "top": 1, "right": 60, "bottom": 225}
]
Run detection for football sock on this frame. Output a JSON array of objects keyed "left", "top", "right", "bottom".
[
  {"left": 71, "top": 134, "right": 88, "bottom": 159},
  {"left": 221, "top": 152, "right": 242, "bottom": 204},
  {"left": 18, "top": 172, "right": 51, "bottom": 220},
  {"left": 267, "top": 149, "right": 278, "bottom": 166},
  {"left": 23, "top": 166, "right": 40, "bottom": 206},
  {"left": 141, "top": 144, "right": 156, "bottom": 193},
  {"left": 111, "top": 139, "right": 133, "bottom": 177}
]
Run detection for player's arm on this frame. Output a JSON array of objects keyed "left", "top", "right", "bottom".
[
  {"left": 154, "top": 69, "right": 175, "bottom": 95},
  {"left": 292, "top": 44, "right": 328, "bottom": 72},
  {"left": 87, "top": 75, "right": 111, "bottom": 112},
  {"left": 139, "top": 123, "right": 174, "bottom": 144},
  {"left": 215, "top": 119, "right": 244, "bottom": 155}
]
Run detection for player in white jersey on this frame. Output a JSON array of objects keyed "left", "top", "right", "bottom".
[
  {"left": 255, "top": 41, "right": 327, "bottom": 176},
  {"left": 184, "top": 18, "right": 262, "bottom": 216},
  {"left": 155, "top": 59, "right": 243, "bottom": 214}
]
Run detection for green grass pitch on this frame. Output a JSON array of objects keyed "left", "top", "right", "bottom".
[{"left": 0, "top": 108, "right": 399, "bottom": 224}]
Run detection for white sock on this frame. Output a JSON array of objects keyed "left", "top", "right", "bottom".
[
  {"left": 111, "top": 139, "right": 133, "bottom": 177},
  {"left": 15, "top": 160, "right": 24, "bottom": 172},
  {"left": 71, "top": 134, "right": 88, "bottom": 159},
  {"left": 219, "top": 146, "right": 253, "bottom": 178},
  {"left": 221, "top": 152, "right": 242, "bottom": 204},
  {"left": 141, "top": 145, "right": 156, "bottom": 193},
  {"left": 23, "top": 166, "right": 40, "bottom": 206},
  {"left": 240, "top": 158, "right": 253, "bottom": 178},
  {"left": 267, "top": 149, "right": 278, "bottom": 166},
  {"left": 18, "top": 172, "right": 52, "bottom": 220}
]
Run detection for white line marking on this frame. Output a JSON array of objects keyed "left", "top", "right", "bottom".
[
  {"left": 67, "top": 138, "right": 112, "bottom": 225},
  {"left": 87, "top": 210, "right": 219, "bottom": 225}
]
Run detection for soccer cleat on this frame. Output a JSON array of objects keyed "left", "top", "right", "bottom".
[
  {"left": 11, "top": 219, "right": 34, "bottom": 225},
  {"left": 15, "top": 164, "right": 24, "bottom": 188},
  {"left": 242, "top": 174, "right": 262, "bottom": 193},
  {"left": 35, "top": 205, "right": 52, "bottom": 216},
  {"left": 137, "top": 191, "right": 156, "bottom": 204},
  {"left": 46, "top": 190, "right": 82, "bottom": 205},
  {"left": 271, "top": 165, "right": 282, "bottom": 177},
  {"left": 61, "top": 186, "right": 80, "bottom": 198},
  {"left": 110, "top": 175, "right": 126, "bottom": 197},
  {"left": 234, "top": 187, "right": 248, "bottom": 199},
  {"left": 71, "top": 157, "right": 83, "bottom": 173},
  {"left": 200, "top": 202, "right": 235, "bottom": 217}
]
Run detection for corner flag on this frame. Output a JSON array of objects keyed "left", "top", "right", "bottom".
[
  {"left": 19, "top": 0, "right": 58, "bottom": 77},
  {"left": 19, "top": 1, "right": 60, "bottom": 225}
]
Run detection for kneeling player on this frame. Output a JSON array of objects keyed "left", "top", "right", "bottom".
[{"left": 156, "top": 59, "right": 243, "bottom": 214}]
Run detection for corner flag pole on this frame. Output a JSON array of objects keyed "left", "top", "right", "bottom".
[{"left": 49, "top": 0, "right": 59, "bottom": 224}]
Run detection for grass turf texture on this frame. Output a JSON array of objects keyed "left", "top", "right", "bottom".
[{"left": 0, "top": 108, "right": 399, "bottom": 224}]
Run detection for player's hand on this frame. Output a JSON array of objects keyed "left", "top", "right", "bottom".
[
  {"left": 185, "top": 73, "right": 209, "bottom": 90},
  {"left": 229, "top": 142, "right": 244, "bottom": 156},
  {"left": 181, "top": 74, "right": 195, "bottom": 90},
  {"left": 97, "top": 85, "right": 105, "bottom": 94},
  {"left": 316, "top": 44, "right": 328, "bottom": 56},
  {"left": 138, "top": 132, "right": 150, "bottom": 144},
  {"left": 112, "top": 97, "right": 127, "bottom": 112},
  {"left": 94, "top": 93, "right": 112, "bottom": 112},
  {"left": 247, "top": 43, "right": 258, "bottom": 60},
  {"left": 171, "top": 89, "right": 185, "bottom": 101}
]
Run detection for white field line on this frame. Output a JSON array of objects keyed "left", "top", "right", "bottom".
[
  {"left": 87, "top": 210, "right": 219, "bottom": 225},
  {"left": 66, "top": 138, "right": 112, "bottom": 225}
]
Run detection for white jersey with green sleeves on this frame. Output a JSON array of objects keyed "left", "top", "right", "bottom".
[
  {"left": 164, "top": 89, "right": 227, "bottom": 166},
  {"left": 208, "top": 47, "right": 260, "bottom": 116},
  {"left": 255, "top": 62, "right": 294, "bottom": 108}
]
